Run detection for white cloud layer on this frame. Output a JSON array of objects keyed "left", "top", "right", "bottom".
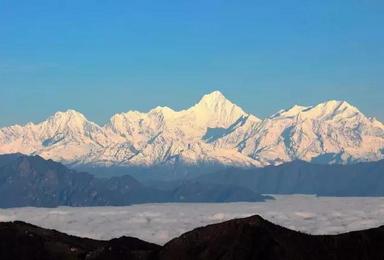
[{"left": 1, "top": 195, "right": 384, "bottom": 245}]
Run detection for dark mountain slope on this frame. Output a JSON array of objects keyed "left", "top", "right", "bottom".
[
  {"left": 195, "top": 159, "right": 384, "bottom": 196},
  {"left": 0, "top": 154, "right": 165, "bottom": 207},
  {"left": 0, "top": 154, "right": 268, "bottom": 207},
  {"left": 0, "top": 221, "right": 160, "bottom": 260},
  {"left": 3, "top": 215, "right": 384, "bottom": 260},
  {"left": 158, "top": 215, "right": 384, "bottom": 260}
]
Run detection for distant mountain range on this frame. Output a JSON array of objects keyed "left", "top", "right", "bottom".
[
  {"left": 1, "top": 91, "right": 383, "bottom": 171},
  {"left": 194, "top": 159, "right": 384, "bottom": 196},
  {"left": 3, "top": 215, "right": 384, "bottom": 260},
  {"left": 1, "top": 153, "right": 383, "bottom": 208},
  {"left": 0, "top": 154, "right": 268, "bottom": 207}
]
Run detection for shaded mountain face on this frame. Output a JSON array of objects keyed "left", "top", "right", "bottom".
[
  {"left": 159, "top": 215, "right": 384, "bottom": 260},
  {"left": 3, "top": 215, "right": 384, "bottom": 260},
  {"left": 0, "top": 154, "right": 268, "bottom": 207},
  {"left": 1, "top": 91, "right": 383, "bottom": 171},
  {"left": 195, "top": 159, "right": 384, "bottom": 196},
  {"left": 0, "top": 221, "right": 160, "bottom": 260},
  {"left": 0, "top": 153, "right": 159, "bottom": 207}
]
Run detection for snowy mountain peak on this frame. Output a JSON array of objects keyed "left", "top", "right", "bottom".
[
  {"left": 186, "top": 91, "right": 250, "bottom": 129},
  {"left": 271, "top": 100, "right": 361, "bottom": 121},
  {"left": 0, "top": 94, "right": 383, "bottom": 169},
  {"left": 49, "top": 109, "right": 87, "bottom": 121},
  {"left": 199, "top": 90, "right": 226, "bottom": 102},
  {"left": 44, "top": 109, "right": 92, "bottom": 131},
  {"left": 194, "top": 91, "right": 239, "bottom": 110},
  {"left": 314, "top": 100, "right": 357, "bottom": 111},
  {"left": 149, "top": 106, "right": 177, "bottom": 117},
  {"left": 272, "top": 105, "right": 310, "bottom": 118},
  {"left": 304, "top": 100, "right": 361, "bottom": 121},
  {"left": 194, "top": 91, "right": 246, "bottom": 114}
]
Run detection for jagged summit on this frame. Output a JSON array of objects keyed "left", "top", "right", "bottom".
[
  {"left": 310, "top": 99, "right": 358, "bottom": 111},
  {"left": 272, "top": 105, "right": 310, "bottom": 118},
  {"left": 46, "top": 109, "right": 89, "bottom": 125},
  {"left": 0, "top": 93, "right": 383, "bottom": 168},
  {"left": 194, "top": 91, "right": 238, "bottom": 109},
  {"left": 290, "top": 100, "right": 361, "bottom": 122},
  {"left": 197, "top": 90, "right": 227, "bottom": 104},
  {"left": 187, "top": 91, "right": 249, "bottom": 129},
  {"left": 150, "top": 106, "right": 176, "bottom": 114},
  {"left": 271, "top": 100, "right": 361, "bottom": 121},
  {"left": 53, "top": 109, "right": 85, "bottom": 117}
]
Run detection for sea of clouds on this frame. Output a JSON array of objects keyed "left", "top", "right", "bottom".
[{"left": 1, "top": 195, "right": 384, "bottom": 245}]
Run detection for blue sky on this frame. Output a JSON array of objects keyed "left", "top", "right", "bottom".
[{"left": 1, "top": 0, "right": 383, "bottom": 126}]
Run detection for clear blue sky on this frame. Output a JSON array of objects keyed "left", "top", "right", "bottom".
[{"left": 1, "top": 0, "right": 383, "bottom": 126}]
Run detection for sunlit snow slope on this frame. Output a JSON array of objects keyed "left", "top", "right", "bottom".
[{"left": 1, "top": 91, "right": 384, "bottom": 168}]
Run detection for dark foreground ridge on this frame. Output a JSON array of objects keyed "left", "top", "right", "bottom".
[
  {"left": 2, "top": 215, "right": 384, "bottom": 260},
  {"left": 0, "top": 220, "right": 160, "bottom": 260}
]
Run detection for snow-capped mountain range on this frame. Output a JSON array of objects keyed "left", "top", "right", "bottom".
[{"left": 1, "top": 91, "right": 384, "bottom": 168}]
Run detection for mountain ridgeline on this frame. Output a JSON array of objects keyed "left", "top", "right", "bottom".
[
  {"left": 0, "top": 154, "right": 268, "bottom": 207},
  {"left": 194, "top": 159, "right": 384, "bottom": 196},
  {"left": 1, "top": 91, "right": 383, "bottom": 171},
  {"left": 3, "top": 215, "right": 384, "bottom": 260},
  {"left": 1, "top": 153, "right": 384, "bottom": 208}
]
